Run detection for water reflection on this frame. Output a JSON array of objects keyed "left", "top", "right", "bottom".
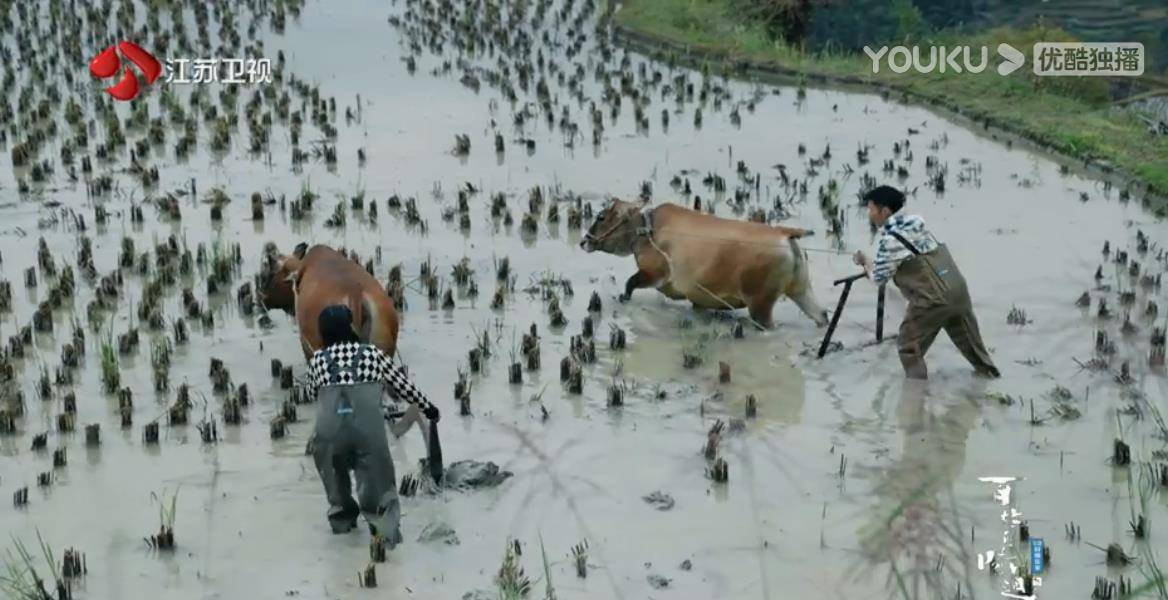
[{"left": 853, "top": 379, "right": 986, "bottom": 598}]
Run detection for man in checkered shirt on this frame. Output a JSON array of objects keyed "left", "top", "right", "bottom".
[
  {"left": 307, "top": 304, "right": 440, "bottom": 542},
  {"left": 853, "top": 186, "right": 999, "bottom": 380},
  {"left": 304, "top": 333, "right": 438, "bottom": 417}
]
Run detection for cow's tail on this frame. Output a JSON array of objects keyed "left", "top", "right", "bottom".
[
  {"left": 785, "top": 236, "right": 811, "bottom": 291},
  {"left": 776, "top": 226, "right": 814, "bottom": 239}
]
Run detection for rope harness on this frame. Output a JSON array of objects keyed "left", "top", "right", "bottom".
[{"left": 582, "top": 206, "right": 641, "bottom": 251}]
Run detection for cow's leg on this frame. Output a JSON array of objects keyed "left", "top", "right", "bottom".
[
  {"left": 791, "top": 288, "right": 830, "bottom": 327},
  {"left": 362, "top": 294, "right": 400, "bottom": 358},
  {"left": 747, "top": 291, "right": 778, "bottom": 330},
  {"left": 659, "top": 281, "right": 687, "bottom": 301},
  {"left": 297, "top": 305, "right": 324, "bottom": 360},
  {"left": 625, "top": 249, "right": 672, "bottom": 303},
  {"left": 620, "top": 270, "right": 661, "bottom": 303}
]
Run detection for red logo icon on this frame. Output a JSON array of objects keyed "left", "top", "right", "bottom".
[{"left": 89, "top": 41, "right": 162, "bottom": 101}]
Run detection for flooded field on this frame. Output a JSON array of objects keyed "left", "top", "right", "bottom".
[{"left": 1, "top": 0, "right": 1166, "bottom": 598}]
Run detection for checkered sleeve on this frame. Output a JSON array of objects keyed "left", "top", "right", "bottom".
[
  {"left": 306, "top": 349, "right": 328, "bottom": 399},
  {"left": 367, "top": 347, "right": 435, "bottom": 413}
]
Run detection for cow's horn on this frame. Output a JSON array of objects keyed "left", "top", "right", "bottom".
[{"left": 293, "top": 242, "right": 308, "bottom": 259}]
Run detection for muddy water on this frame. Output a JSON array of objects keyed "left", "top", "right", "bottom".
[{"left": 1, "top": 0, "right": 1166, "bottom": 598}]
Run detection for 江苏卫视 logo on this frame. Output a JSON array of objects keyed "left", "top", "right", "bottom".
[{"left": 89, "top": 41, "right": 162, "bottom": 101}]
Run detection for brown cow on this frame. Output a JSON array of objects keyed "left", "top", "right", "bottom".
[
  {"left": 257, "top": 243, "right": 400, "bottom": 360},
  {"left": 580, "top": 199, "right": 829, "bottom": 329}
]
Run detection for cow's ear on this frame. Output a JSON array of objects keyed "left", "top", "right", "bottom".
[{"left": 293, "top": 242, "right": 308, "bottom": 259}]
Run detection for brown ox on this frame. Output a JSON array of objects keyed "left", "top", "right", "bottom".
[
  {"left": 580, "top": 199, "right": 829, "bottom": 329},
  {"left": 257, "top": 243, "right": 400, "bottom": 360}
]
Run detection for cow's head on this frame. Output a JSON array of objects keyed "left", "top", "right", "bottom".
[
  {"left": 257, "top": 242, "right": 308, "bottom": 314},
  {"left": 580, "top": 198, "right": 643, "bottom": 256}
]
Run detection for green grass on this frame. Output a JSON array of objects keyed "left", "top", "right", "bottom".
[
  {"left": 100, "top": 329, "right": 120, "bottom": 394},
  {"left": 1, "top": 530, "right": 62, "bottom": 600},
  {"left": 539, "top": 534, "right": 555, "bottom": 600},
  {"left": 1128, "top": 456, "right": 1168, "bottom": 599},
  {"left": 495, "top": 539, "right": 531, "bottom": 599},
  {"left": 614, "top": 0, "right": 1168, "bottom": 199},
  {"left": 152, "top": 488, "right": 180, "bottom": 531}
]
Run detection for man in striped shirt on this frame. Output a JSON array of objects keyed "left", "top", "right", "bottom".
[{"left": 853, "top": 186, "right": 999, "bottom": 380}]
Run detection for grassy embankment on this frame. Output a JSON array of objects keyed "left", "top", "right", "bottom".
[{"left": 613, "top": 0, "right": 1168, "bottom": 205}]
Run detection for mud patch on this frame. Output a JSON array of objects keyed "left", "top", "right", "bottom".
[
  {"left": 642, "top": 490, "right": 675, "bottom": 511},
  {"left": 443, "top": 460, "right": 513, "bottom": 489},
  {"left": 418, "top": 521, "right": 460, "bottom": 545}
]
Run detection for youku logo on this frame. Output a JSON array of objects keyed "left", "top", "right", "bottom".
[
  {"left": 89, "top": 41, "right": 162, "bottom": 101},
  {"left": 863, "top": 43, "right": 1025, "bottom": 76},
  {"left": 864, "top": 41, "right": 1144, "bottom": 78}
]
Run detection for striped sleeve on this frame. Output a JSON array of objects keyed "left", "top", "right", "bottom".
[
  {"left": 870, "top": 215, "right": 936, "bottom": 285},
  {"left": 870, "top": 234, "right": 906, "bottom": 285},
  {"left": 371, "top": 348, "right": 435, "bottom": 414}
]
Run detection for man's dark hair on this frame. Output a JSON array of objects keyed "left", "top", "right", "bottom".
[
  {"left": 863, "top": 185, "right": 905, "bottom": 213},
  {"left": 319, "top": 304, "right": 361, "bottom": 346}
]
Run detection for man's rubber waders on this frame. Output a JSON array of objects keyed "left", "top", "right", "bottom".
[
  {"left": 311, "top": 358, "right": 403, "bottom": 544},
  {"left": 891, "top": 241, "right": 998, "bottom": 379}
]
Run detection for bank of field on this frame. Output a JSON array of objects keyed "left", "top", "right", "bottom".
[{"left": 613, "top": 0, "right": 1168, "bottom": 204}]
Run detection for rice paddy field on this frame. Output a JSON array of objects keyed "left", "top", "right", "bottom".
[{"left": 0, "top": 0, "right": 1166, "bottom": 598}]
